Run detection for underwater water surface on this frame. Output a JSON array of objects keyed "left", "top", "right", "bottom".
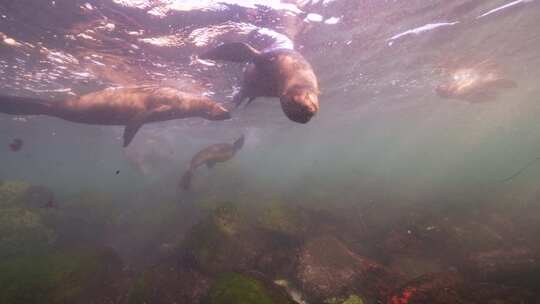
[{"left": 1, "top": 0, "right": 540, "bottom": 303}]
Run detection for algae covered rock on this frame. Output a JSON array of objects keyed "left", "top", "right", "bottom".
[
  {"left": 183, "top": 201, "right": 271, "bottom": 274},
  {"left": 258, "top": 202, "right": 307, "bottom": 237},
  {"left": 127, "top": 263, "right": 210, "bottom": 304},
  {"left": 387, "top": 272, "right": 465, "bottom": 304},
  {"left": 0, "top": 207, "right": 56, "bottom": 258},
  {"left": 203, "top": 273, "right": 295, "bottom": 304},
  {"left": 296, "top": 235, "right": 401, "bottom": 303},
  {"left": 325, "top": 295, "right": 365, "bottom": 304},
  {"left": 0, "top": 247, "right": 122, "bottom": 304}
]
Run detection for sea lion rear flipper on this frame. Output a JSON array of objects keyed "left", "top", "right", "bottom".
[
  {"left": 200, "top": 42, "right": 261, "bottom": 63},
  {"left": 123, "top": 120, "right": 144, "bottom": 147},
  {"left": 206, "top": 161, "right": 216, "bottom": 169},
  {"left": 233, "top": 135, "right": 245, "bottom": 151}
]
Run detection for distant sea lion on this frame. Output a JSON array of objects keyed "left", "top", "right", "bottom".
[
  {"left": 180, "top": 135, "right": 245, "bottom": 190},
  {"left": 9, "top": 138, "right": 23, "bottom": 151},
  {"left": 200, "top": 42, "right": 320, "bottom": 123},
  {"left": 0, "top": 86, "right": 231, "bottom": 147},
  {"left": 436, "top": 68, "right": 517, "bottom": 102}
]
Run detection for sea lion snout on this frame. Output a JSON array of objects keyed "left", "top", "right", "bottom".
[
  {"left": 280, "top": 89, "right": 319, "bottom": 124},
  {"left": 207, "top": 104, "right": 232, "bottom": 120}
]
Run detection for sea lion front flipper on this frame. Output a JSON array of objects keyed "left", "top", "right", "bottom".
[
  {"left": 123, "top": 119, "right": 145, "bottom": 147},
  {"left": 206, "top": 161, "right": 216, "bottom": 169},
  {"left": 232, "top": 90, "right": 246, "bottom": 108},
  {"left": 244, "top": 97, "right": 256, "bottom": 107},
  {"left": 233, "top": 135, "right": 245, "bottom": 151},
  {"left": 200, "top": 42, "right": 261, "bottom": 63}
]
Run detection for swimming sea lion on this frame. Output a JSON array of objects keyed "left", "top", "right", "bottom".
[
  {"left": 180, "top": 135, "right": 245, "bottom": 190},
  {"left": 436, "top": 68, "right": 517, "bottom": 102},
  {"left": 0, "top": 86, "right": 231, "bottom": 147},
  {"left": 200, "top": 42, "right": 320, "bottom": 123}
]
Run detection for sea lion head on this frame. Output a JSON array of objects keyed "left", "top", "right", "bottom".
[{"left": 280, "top": 86, "right": 319, "bottom": 124}]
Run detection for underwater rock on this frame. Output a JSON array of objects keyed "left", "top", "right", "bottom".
[
  {"left": 465, "top": 283, "right": 537, "bottom": 304},
  {"left": 127, "top": 262, "right": 210, "bottom": 304},
  {"left": 20, "top": 185, "right": 55, "bottom": 209},
  {"left": 0, "top": 207, "right": 56, "bottom": 258},
  {"left": 257, "top": 202, "right": 308, "bottom": 237},
  {"left": 0, "top": 246, "right": 123, "bottom": 304},
  {"left": 325, "top": 294, "right": 365, "bottom": 304},
  {"left": 387, "top": 272, "right": 465, "bottom": 304},
  {"left": 202, "top": 272, "right": 295, "bottom": 304},
  {"left": 464, "top": 247, "right": 540, "bottom": 284},
  {"left": 0, "top": 180, "right": 31, "bottom": 207},
  {"left": 182, "top": 201, "right": 261, "bottom": 274},
  {"left": 295, "top": 235, "right": 401, "bottom": 303},
  {"left": 182, "top": 201, "right": 288, "bottom": 275},
  {"left": 387, "top": 255, "right": 446, "bottom": 281}
]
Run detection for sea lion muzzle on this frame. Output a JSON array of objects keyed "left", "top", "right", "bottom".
[
  {"left": 206, "top": 104, "right": 232, "bottom": 120},
  {"left": 280, "top": 90, "right": 319, "bottom": 124}
]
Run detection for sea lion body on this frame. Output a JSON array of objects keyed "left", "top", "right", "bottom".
[
  {"left": 0, "top": 86, "right": 230, "bottom": 146},
  {"left": 181, "top": 135, "right": 244, "bottom": 190},
  {"left": 189, "top": 143, "right": 237, "bottom": 168},
  {"left": 201, "top": 43, "right": 319, "bottom": 123},
  {"left": 436, "top": 68, "right": 517, "bottom": 102}
]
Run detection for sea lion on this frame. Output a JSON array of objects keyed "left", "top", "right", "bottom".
[
  {"left": 180, "top": 135, "right": 245, "bottom": 190},
  {"left": 9, "top": 138, "right": 23, "bottom": 151},
  {"left": 436, "top": 68, "right": 517, "bottom": 102},
  {"left": 200, "top": 42, "right": 320, "bottom": 123},
  {"left": 0, "top": 86, "right": 231, "bottom": 147}
]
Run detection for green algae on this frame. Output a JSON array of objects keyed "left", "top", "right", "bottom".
[
  {"left": 204, "top": 273, "right": 292, "bottom": 304},
  {"left": 0, "top": 207, "right": 56, "bottom": 258},
  {"left": 325, "top": 295, "right": 365, "bottom": 304},
  {"left": 258, "top": 202, "right": 305, "bottom": 237},
  {"left": 0, "top": 248, "right": 120, "bottom": 304},
  {"left": 0, "top": 180, "right": 31, "bottom": 207}
]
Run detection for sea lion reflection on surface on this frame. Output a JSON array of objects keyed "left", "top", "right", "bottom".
[
  {"left": 0, "top": 86, "right": 231, "bottom": 147},
  {"left": 180, "top": 135, "right": 245, "bottom": 190},
  {"left": 436, "top": 66, "right": 517, "bottom": 102}
]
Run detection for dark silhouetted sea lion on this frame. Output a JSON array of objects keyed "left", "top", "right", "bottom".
[
  {"left": 9, "top": 138, "right": 23, "bottom": 151},
  {"left": 0, "top": 86, "right": 231, "bottom": 147},
  {"left": 436, "top": 68, "right": 517, "bottom": 102},
  {"left": 180, "top": 135, "right": 245, "bottom": 190},
  {"left": 200, "top": 42, "right": 320, "bottom": 123}
]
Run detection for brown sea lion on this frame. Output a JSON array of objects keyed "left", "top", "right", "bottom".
[
  {"left": 180, "top": 135, "right": 245, "bottom": 190},
  {"left": 200, "top": 42, "right": 320, "bottom": 123},
  {"left": 436, "top": 68, "right": 517, "bottom": 102},
  {"left": 0, "top": 86, "right": 231, "bottom": 147}
]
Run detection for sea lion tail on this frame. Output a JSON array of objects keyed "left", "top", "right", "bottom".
[
  {"left": 0, "top": 95, "right": 54, "bottom": 116},
  {"left": 200, "top": 42, "right": 261, "bottom": 63},
  {"left": 233, "top": 135, "right": 245, "bottom": 151},
  {"left": 180, "top": 170, "right": 193, "bottom": 190}
]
